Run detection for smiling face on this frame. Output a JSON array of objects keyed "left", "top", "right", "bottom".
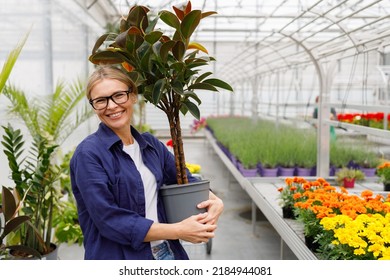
[{"left": 90, "top": 78, "right": 137, "bottom": 135}]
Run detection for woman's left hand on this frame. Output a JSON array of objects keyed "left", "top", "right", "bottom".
[{"left": 196, "top": 191, "right": 224, "bottom": 225}]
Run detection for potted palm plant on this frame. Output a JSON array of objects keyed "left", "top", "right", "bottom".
[
  {"left": 1, "top": 78, "right": 93, "bottom": 256},
  {"left": 89, "top": 1, "right": 233, "bottom": 222}
]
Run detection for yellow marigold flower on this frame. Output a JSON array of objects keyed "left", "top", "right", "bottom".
[{"left": 354, "top": 248, "right": 366, "bottom": 255}]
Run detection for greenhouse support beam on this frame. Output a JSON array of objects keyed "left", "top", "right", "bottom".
[
  {"left": 281, "top": 32, "right": 334, "bottom": 178},
  {"left": 328, "top": 120, "right": 390, "bottom": 138},
  {"left": 43, "top": 0, "right": 53, "bottom": 95}
]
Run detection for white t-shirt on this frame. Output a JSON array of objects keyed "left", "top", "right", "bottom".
[{"left": 123, "top": 140, "right": 162, "bottom": 247}]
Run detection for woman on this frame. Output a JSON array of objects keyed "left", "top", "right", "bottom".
[{"left": 70, "top": 65, "right": 223, "bottom": 260}]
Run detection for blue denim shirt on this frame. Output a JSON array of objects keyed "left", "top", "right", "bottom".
[{"left": 70, "top": 123, "right": 194, "bottom": 260}]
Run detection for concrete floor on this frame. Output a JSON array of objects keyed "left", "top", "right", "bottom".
[{"left": 58, "top": 136, "right": 297, "bottom": 260}]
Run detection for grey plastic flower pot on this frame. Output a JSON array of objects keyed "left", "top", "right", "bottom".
[{"left": 160, "top": 179, "right": 210, "bottom": 223}]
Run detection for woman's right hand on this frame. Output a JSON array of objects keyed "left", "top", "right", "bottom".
[{"left": 176, "top": 212, "right": 217, "bottom": 243}]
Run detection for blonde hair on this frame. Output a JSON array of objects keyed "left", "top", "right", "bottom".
[{"left": 86, "top": 65, "right": 137, "bottom": 99}]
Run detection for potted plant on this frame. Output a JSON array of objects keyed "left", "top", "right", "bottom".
[
  {"left": 1, "top": 78, "right": 92, "bottom": 256},
  {"left": 277, "top": 177, "right": 306, "bottom": 219},
  {"left": 1, "top": 124, "right": 62, "bottom": 259},
  {"left": 88, "top": 1, "right": 232, "bottom": 222},
  {"left": 376, "top": 161, "right": 390, "bottom": 191},
  {"left": 0, "top": 186, "right": 43, "bottom": 259},
  {"left": 335, "top": 167, "right": 365, "bottom": 188},
  {"left": 351, "top": 149, "right": 380, "bottom": 177}
]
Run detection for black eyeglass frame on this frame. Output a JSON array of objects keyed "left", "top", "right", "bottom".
[{"left": 89, "top": 89, "right": 132, "bottom": 110}]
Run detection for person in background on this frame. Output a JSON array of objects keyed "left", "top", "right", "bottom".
[
  {"left": 312, "top": 95, "right": 337, "bottom": 141},
  {"left": 70, "top": 65, "right": 224, "bottom": 260}
]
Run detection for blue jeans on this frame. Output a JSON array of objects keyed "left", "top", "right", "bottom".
[{"left": 151, "top": 241, "right": 175, "bottom": 260}]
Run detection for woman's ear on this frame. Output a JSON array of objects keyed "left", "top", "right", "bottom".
[{"left": 131, "top": 93, "right": 138, "bottom": 103}]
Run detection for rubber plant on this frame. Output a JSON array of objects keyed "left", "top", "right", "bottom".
[
  {"left": 0, "top": 186, "right": 41, "bottom": 259},
  {"left": 89, "top": 1, "right": 233, "bottom": 185}
]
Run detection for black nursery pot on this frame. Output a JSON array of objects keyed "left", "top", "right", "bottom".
[{"left": 282, "top": 206, "right": 296, "bottom": 219}]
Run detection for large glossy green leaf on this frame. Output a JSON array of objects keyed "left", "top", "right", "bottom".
[
  {"left": 160, "top": 40, "right": 176, "bottom": 63},
  {"left": 152, "top": 41, "right": 163, "bottom": 62},
  {"left": 92, "top": 33, "right": 114, "bottom": 54},
  {"left": 127, "top": 5, "right": 149, "bottom": 31},
  {"left": 185, "top": 56, "right": 210, "bottom": 64},
  {"left": 186, "top": 61, "right": 208, "bottom": 69},
  {"left": 195, "top": 72, "right": 212, "bottom": 83},
  {"left": 137, "top": 41, "right": 151, "bottom": 59},
  {"left": 183, "top": 91, "right": 201, "bottom": 105},
  {"left": 160, "top": 11, "right": 181, "bottom": 31},
  {"left": 127, "top": 71, "right": 144, "bottom": 87},
  {"left": 140, "top": 50, "right": 152, "bottom": 73},
  {"left": 114, "top": 31, "right": 129, "bottom": 49},
  {"left": 201, "top": 11, "right": 217, "bottom": 19},
  {"left": 145, "top": 31, "right": 163, "bottom": 45},
  {"left": 1, "top": 216, "right": 30, "bottom": 239},
  {"left": 145, "top": 14, "right": 159, "bottom": 34},
  {"left": 89, "top": 50, "right": 126, "bottom": 64},
  {"left": 188, "top": 83, "right": 218, "bottom": 91},
  {"left": 172, "top": 80, "right": 184, "bottom": 95},
  {"left": 130, "top": 32, "right": 146, "bottom": 54},
  {"left": 181, "top": 10, "right": 201, "bottom": 39},
  {"left": 2, "top": 186, "right": 16, "bottom": 222},
  {"left": 171, "top": 62, "right": 185, "bottom": 73},
  {"left": 183, "top": 100, "right": 200, "bottom": 119},
  {"left": 204, "top": 78, "right": 234, "bottom": 91},
  {"left": 152, "top": 78, "right": 166, "bottom": 104},
  {"left": 172, "top": 41, "right": 186, "bottom": 61}
]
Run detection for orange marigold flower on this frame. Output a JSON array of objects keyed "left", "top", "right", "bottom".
[
  {"left": 311, "top": 181, "right": 320, "bottom": 187},
  {"left": 293, "top": 193, "right": 302, "bottom": 200},
  {"left": 361, "top": 190, "right": 373, "bottom": 198},
  {"left": 317, "top": 177, "right": 326, "bottom": 184},
  {"left": 296, "top": 177, "right": 308, "bottom": 184},
  {"left": 340, "top": 188, "right": 348, "bottom": 194},
  {"left": 322, "top": 182, "right": 331, "bottom": 187},
  {"left": 285, "top": 178, "right": 293, "bottom": 185}
]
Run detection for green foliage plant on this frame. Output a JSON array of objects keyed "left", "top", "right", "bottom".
[
  {"left": 2, "top": 124, "right": 60, "bottom": 256},
  {"left": 0, "top": 186, "right": 41, "bottom": 259},
  {"left": 53, "top": 201, "right": 83, "bottom": 246},
  {"left": 3, "top": 80, "right": 93, "bottom": 145},
  {"left": 377, "top": 161, "right": 390, "bottom": 185},
  {"left": 207, "top": 116, "right": 379, "bottom": 175},
  {"left": 2, "top": 79, "right": 93, "bottom": 249},
  {"left": 351, "top": 148, "right": 381, "bottom": 169},
  {"left": 335, "top": 167, "right": 365, "bottom": 185},
  {"left": 89, "top": 1, "right": 233, "bottom": 185}
]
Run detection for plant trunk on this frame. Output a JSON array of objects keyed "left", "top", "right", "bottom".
[
  {"left": 44, "top": 191, "right": 54, "bottom": 251},
  {"left": 167, "top": 110, "right": 188, "bottom": 185}
]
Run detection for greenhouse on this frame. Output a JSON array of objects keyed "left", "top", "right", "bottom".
[{"left": 1, "top": 0, "right": 390, "bottom": 264}]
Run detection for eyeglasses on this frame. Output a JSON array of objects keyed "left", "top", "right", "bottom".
[{"left": 89, "top": 89, "right": 132, "bottom": 110}]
